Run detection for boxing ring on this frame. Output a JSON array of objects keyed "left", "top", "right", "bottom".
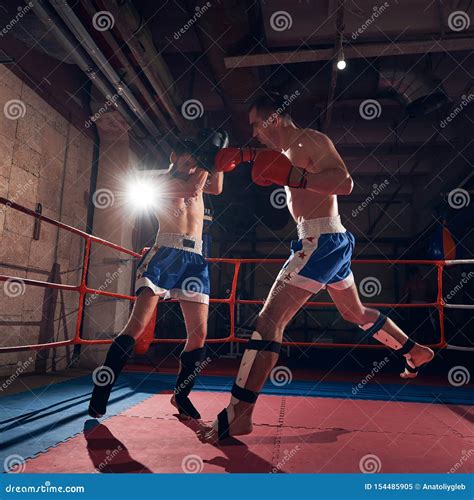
[{"left": 1, "top": 197, "right": 473, "bottom": 474}]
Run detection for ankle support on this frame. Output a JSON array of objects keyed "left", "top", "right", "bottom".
[
  {"left": 89, "top": 334, "right": 135, "bottom": 417},
  {"left": 174, "top": 347, "right": 206, "bottom": 418}
]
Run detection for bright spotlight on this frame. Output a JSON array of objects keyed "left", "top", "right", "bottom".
[
  {"left": 337, "top": 59, "right": 347, "bottom": 70},
  {"left": 126, "top": 179, "right": 161, "bottom": 211}
]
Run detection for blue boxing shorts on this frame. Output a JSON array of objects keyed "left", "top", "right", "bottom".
[
  {"left": 276, "top": 216, "right": 355, "bottom": 293},
  {"left": 135, "top": 233, "right": 210, "bottom": 304}
]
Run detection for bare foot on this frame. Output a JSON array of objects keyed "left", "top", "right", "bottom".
[
  {"left": 197, "top": 407, "right": 253, "bottom": 444},
  {"left": 400, "top": 344, "right": 434, "bottom": 379}
]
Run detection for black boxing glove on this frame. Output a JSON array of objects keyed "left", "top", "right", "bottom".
[{"left": 171, "top": 129, "right": 229, "bottom": 173}]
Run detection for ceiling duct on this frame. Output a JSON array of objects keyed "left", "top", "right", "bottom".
[
  {"left": 0, "top": 0, "right": 74, "bottom": 62},
  {"left": 378, "top": 61, "right": 451, "bottom": 117}
]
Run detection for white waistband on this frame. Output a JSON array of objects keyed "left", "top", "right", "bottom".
[
  {"left": 297, "top": 216, "right": 346, "bottom": 239},
  {"left": 154, "top": 233, "right": 203, "bottom": 254}
]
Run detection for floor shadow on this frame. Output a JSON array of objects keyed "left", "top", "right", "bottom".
[
  {"left": 83, "top": 420, "right": 152, "bottom": 473},
  {"left": 205, "top": 438, "right": 281, "bottom": 473},
  {"left": 173, "top": 416, "right": 277, "bottom": 473},
  {"left": 445, "top": 404, "right": 474, "bottom": 424}
]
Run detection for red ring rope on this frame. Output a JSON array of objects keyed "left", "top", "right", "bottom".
[{"left": 0, "top": 197, "right": 463, "bottom": 353}]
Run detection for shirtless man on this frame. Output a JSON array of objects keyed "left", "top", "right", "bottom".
[
  {"left": 88, "top": 129, "right": 228, "bottom": 420},
  {"left": 199, "top": 94, "right": 435, "bottom": 443}
]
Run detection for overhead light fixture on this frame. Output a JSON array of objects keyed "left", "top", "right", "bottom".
[{"left": 336, "top": 46, "right": 346, "bottom": 70}]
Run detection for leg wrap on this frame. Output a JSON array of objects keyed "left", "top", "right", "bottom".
[
  {"left": 174, "top": 347, "right": 206, "bottom": 419},
  {"left": 361, "top": 312, "right": 415, "bottom": 354},
  {"left": 216, "top": 331, "right": 281, "bottom": 440},
  {"left": 89, "top": 334, "right": 135, "bottom": 418},
  {"left": 231, "top": 332, "right": 281, "bottom": 405}
]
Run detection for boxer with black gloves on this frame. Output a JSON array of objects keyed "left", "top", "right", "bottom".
[{"left": 88, "top": 129, "right": 227, "bottom": 420}]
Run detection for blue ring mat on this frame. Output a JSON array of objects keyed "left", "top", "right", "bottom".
[{"left": 1, "top": 372, "right": 472, "bottom": 467}]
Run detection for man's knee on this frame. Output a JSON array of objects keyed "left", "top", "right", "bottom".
[
  {"left": 340, "top": 307, "right": 370, "bottom": 325},
  {"left": 187, "top": 328, "right": 207, "bottom": 347},
  {"left": 255, "top": 311, "right": 284, "bottom": 341}
]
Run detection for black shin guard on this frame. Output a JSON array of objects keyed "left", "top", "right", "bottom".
[
  {"left": 174, "top": 347, "right": 206, "bottom": 419},
  {"left": 88, "top": 335, "right": 135, "bottom": 418}
]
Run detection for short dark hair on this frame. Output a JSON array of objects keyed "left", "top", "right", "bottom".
[{"left": 248, "top": 92, "right": 293, "bottom": 121}]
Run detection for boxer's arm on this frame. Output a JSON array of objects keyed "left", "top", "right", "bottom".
[
  {"left": 203, "top": 171, "right": 224, "bottom": 195},
  {"left": 162, "top": 169, "right": 209, "bottom": 198},
  {"left": 301, "top": 132, "right": 353, "bottom": 195}
]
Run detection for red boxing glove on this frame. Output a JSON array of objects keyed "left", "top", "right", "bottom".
[
  {"left": 251, "top": 151, "right": 307, "bottom": 188},
  {"left": 214, "top": 147, "right": 257, "bottom": 173}
]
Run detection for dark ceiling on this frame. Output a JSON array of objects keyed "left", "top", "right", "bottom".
[{"left": 0, "top": 0, "right": 473, "bottom": 248}]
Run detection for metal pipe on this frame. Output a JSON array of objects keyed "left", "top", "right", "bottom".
[
  {"left": 95, "top": 0, "right": 188, "bottom": 133},
  {"left": 29, "top": 0, "right": 153, "bottom": 143},
  {"left": 49, "top": 0, "right": 162, "bottom": 140},
  {"left": 225, "top": 38, "right": 474, "bottom": 68},
  {"left": 81, "top": 0, "right": 171, "bottom": 136}
]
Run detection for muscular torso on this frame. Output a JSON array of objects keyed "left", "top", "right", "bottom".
[
  {"left": 283, "top": 134, "right": 339, "bottom": 222},
  {"left": 156, "top": 193, "right": 204, "bottom": 239}
]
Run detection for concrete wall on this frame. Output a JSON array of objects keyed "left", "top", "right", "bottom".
[{"left": 0, "top": 65, "right": 94, "bottom": 377}]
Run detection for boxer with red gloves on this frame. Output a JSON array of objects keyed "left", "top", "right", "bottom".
[{"left": 198, "top": 93, "right": 434, "bottom": 444}]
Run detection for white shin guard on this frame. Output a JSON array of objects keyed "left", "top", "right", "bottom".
[
  {"left": 213, "top": 331, "right": 281, "bottom": 440},
  {"left": 360, "top": 313, "right": 415, "bottom": 355}
]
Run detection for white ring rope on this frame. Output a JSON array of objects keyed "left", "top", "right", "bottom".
[
  {"left": 444, "top": 259, "right": 474, "bottom": 266},
  {"left": 443, "top": 304, "right": 474, "bottom": 309},
  {"left": 446, "top": 344, "right": 474, "bottom": 352},
  {"left": 441, "top": 258, "right": 474, "bottom": 351}
]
